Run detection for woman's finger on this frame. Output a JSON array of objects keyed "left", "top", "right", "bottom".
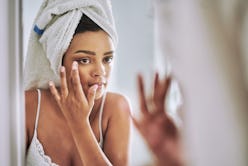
[
  {"left": 71, "top": 61, "right": 86, "bottom": 101},
  {"left": 153, "top": 72, "right": 159, "bottom": 99},
  {"left": 49, "top": 81, "right": 61, "bottom": 103},
  {"left": 137, "top": 74, "right": 149, "bottom": 115},
  {"left": 153, "top": 75, "right": 172, "bottom": 113},
  {"left": 87, "top": 85, "right": 98, "bottom": 109},
  {"left": 151, "top": 72, "right": 160, "bottom": 113},
  {"left": 153, "top": 74, "right": 165, "bottom": 102},
  {"left": 161, "top": 76, "right": 172, "bottom": 104},
  {"left": 60, "top": 66, "right": 68, "bottom": 99}
]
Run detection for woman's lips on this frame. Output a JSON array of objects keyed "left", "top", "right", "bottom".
[{"left": 89, "top": 82, "right": 105, "bottom": 88}]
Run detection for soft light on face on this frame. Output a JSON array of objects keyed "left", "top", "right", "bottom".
[{"left": 63, "top": 30, "right": 115, "bottom": 100}]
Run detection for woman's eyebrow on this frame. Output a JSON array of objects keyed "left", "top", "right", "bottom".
[
  {"left": 74, "top": 50, "right": 96, "bottom": 55},
  {"left": 74, "top": 50, "right": 114, "bottom": 56},
  {"left": 104, "top": 51, "right": 114, "bottom": 55}
]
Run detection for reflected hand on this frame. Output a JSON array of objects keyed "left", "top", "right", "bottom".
[
  {"left": 49, "top": 61, "right": 98, "bottom": 124},
  {"left": 132, "top": 73, "right": 184, "bottom": 166}
]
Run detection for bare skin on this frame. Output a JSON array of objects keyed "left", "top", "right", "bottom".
[
  {"left": 132, "top": 73, "right": 185, "bottom": 166},
  {"left": 26, "top": 30, "right": 131, "bottom": 166}
]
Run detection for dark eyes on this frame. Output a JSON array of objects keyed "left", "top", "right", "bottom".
[
  {"left": 77, "top": 56, "right": 113, "bottom": 65},
  {"left": 103, "top": 56, "right": 113, "bottom": 63},
  {"left": 78, "top": 58, "right": 90, "bottom": 64}
]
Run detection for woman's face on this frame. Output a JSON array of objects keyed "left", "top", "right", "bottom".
[{"left": 63, "top": 30, "right": 114, "bottom": 100}]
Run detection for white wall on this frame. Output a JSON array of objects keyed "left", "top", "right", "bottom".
[{"left": 111, "top": 1, "right": 155, "bottom": 165}]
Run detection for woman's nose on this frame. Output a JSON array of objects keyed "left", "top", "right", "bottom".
[{"left": 92, "top": 62, "right": 106, "bottom": 77}]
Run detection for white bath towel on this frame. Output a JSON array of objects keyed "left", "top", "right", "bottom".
[{"left": 24, "top": 0, "right": 118, "bottom": 90}]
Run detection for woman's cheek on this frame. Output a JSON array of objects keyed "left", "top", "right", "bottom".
[
  {"left": 106, "top": 66, "right": 112, "bottom": 78},
  {"left": 79, "top": 77, "right": 88, "bottom": 93}
]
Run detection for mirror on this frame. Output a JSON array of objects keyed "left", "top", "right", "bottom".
[
  {"left": 23, "top": 0, "right": 155, "bottom": 165},
  {"left": 22, "top": 0, "right": 248, "bottom": 166}
]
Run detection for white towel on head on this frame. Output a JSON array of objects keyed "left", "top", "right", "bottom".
[{"left": 24, "top": 0, "right": 118, "bottom": 90}]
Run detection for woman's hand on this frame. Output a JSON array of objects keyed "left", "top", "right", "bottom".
[
  {"left": 48, "top": 61, "right": 113, "bottom": 165},
  {"left": 132, "top": 73, "right": 184, "bottom": 166},
  {"left": 48, "top": 61, "right": 98, "bottom": 124}
]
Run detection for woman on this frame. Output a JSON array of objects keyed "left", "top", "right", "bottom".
[{"left": 25, "top": 2, "right": 131, "bottom": 166}]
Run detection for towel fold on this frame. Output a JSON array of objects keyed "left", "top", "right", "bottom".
[{"left": 24, "top": 0, "right": 117, "bottom": 90}]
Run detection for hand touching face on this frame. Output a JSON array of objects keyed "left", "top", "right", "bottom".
[
  {"left": 63, "top": 30, "right": 115, "bottom": 100},
  {"left": 48, "top": 30, "right": 114, "bottom": 122}
]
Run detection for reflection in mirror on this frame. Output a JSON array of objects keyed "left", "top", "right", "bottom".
[
  {"left": 23, "top": 0, "right": 154, "bottom": 165},
  {"left": 23, "top": 0, "right": 248, "bottom": 166}
]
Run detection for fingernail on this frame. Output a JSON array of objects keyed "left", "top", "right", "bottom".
[
  {"left": 92, "top": 84, "right": 98, "bottom": 91},
  {"left": 48, "top": 81, "right": 53, "bottom": 86},
  {"left": 60, "top": 66, "right": 65, "bottom": 72},
  {"left": 72, "top": 61, "right": 78, "bottom": 70}
]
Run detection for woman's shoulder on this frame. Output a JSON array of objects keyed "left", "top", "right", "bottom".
[
  {"left": 25, "top": 89, "right": 53, "bottom": 114},
  {"left": 106, "top": 92, "right": 129, "bottom": 106},
  {"left": 25, "top": 89, "right": 39, "bottom": 112},
  {"left": 25, "top": 89, "right": 40, "bottom": 145},
  {"left": 25, "top": 89, "right": 52, "bottom": 122},
  {"left": 105, "top": 92, "right": 131, "bottom": 115},
  {"left": 25, "top": 88, "right": 50, "bottom": 104}
]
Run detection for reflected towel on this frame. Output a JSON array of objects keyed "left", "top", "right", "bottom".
[{"left": 24, "top": 0, "right": 117, "bottom": 90}]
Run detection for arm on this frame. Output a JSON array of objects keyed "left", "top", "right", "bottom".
[
  {"left": 25, "top": 90, "right": 38, "bottom": 150},
  {"left": 132, "top": 73, "right": 185, "bottom": 166},
  {"left": 103, "top": 94, "right": 131, "bottom": 166}
]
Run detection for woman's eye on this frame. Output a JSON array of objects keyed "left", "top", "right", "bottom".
[
  {"left": 78, "top": 58, "right": 90, "bottom": 64},
  {"left": 104, "top": 56, "right": 113, "bottom": 63}
]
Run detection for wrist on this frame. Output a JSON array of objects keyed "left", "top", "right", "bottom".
[{"left": 67, "top": 117, "right": 91, "bottom": 133}]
